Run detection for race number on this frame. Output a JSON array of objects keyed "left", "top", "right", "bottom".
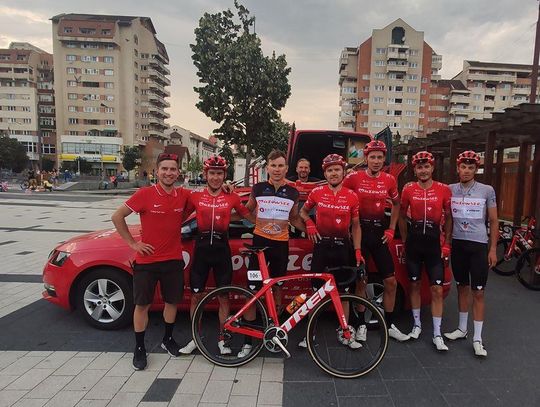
[{"left": 247, "top": 270, "right": 263, "bottom": 281}]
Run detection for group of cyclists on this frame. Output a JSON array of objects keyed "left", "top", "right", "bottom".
[{"left": 112, "top": 139, "right": 498, "bottom": 371}]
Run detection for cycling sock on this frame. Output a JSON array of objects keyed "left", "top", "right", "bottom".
[
  {"left": 163, "top": 322, "right": 175, "bottom": 341},
  {"left": 432, "top": 316, "right": 442, "bottom": 337},
  {"left": 412, "top": 308, "right": 421, "bottom": 327},
  {"left": 385, "top": 311, "right": 394, "bottom": 326},
  {"left": 473, "top": 320, "right": 483, "bottom": 342},
  {"left": 135, "top": 331, "right": 146, "bottom": 349},
  {"left": 458, "top": 312, "right": 468, "bottom": 332}
]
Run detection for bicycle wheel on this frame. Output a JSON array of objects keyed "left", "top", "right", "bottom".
[
  {"left": 365, "top": 283, "right": 384, "bottom": 327},
  {"left": 306, "top": 294, "right": 388, "bottom": 379},
  {"left": 493, "top": 238, "right": 516, "bottom": 276},
  {"left": 192, "top": 285, "right": 269, "bottom": 367},
  {"left": 515, "top": 248, "right": 540, "bottom": 291}
]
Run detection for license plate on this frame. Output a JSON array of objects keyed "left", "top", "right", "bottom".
[{"left": 247, "top": 270, "right": 262, "bottom": 281}]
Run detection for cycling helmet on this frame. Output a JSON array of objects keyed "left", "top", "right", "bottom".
[
  {"left": 322, "top": 154, "right": 347, "bottom": 170},
  {"left": 203, "top": 155, "right": 228, "bottom": 171},
  {"left": 363, "top": 140, "right": 387, "bottom": 156},
  {"left": 457, "top": 150, "right": 480, "bottom": 166},
  {"left": 412, "top": 151, "right": 435, "bottom": 167}
]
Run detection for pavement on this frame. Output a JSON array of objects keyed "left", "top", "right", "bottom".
[{"left": 0, "top": 191, "right": 539, "bottom": 406}]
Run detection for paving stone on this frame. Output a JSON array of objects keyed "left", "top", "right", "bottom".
[
  {"left": 104, "top": 391, "right": 144, "bottom": 406},
  {"left": 25, "top": 375, "right": 73, "bottom": 399},
  {"left": 0, "top": 375, "right": 18, "bottom": 390},
  {"left": 186, "top": 355, "right": 214, "bottom": 373},
  {"left": 35, "top": 352, "right": 77, "bottom": 370},
  {"left": 237, "top": 357, "right": 264, "bottom": 376},
  {"left": 385, "top": 380, "right": 449, "bottom": 407},
  {"left": 83, "top": 376, "right": 128, "bottom": 400},
  {"left": 64, "top": 369, "right": 108, "bottom": 392},
  {"left": 200, "top": 380, "right": 233, "bottom": 403},
  {"left": 168, "top": 393, "right": 201, "bottom": 407},
  {"left": 157, "top": 358, "right": 191, "bottom": 379},
  {"left": 1, "top": 356, "right": 44, "bottom": 376},
  {"left": 74, "top": 400, "right": 108, "bottom": 407},
  {"left": 282, "top": 382, "right": 333, "bottom": 407},
  {"left": 6, "top": 368, "right": 54, "bottom": 391},
  {"left": 231, "top": 374, "right": 260, "bottom": 396},
  {"left": 43, "top": 390, "right": 86, "bottom": 407},
  {"left": 176, "top": 372, "right": 210, "bottom": 395},
  {"left": 105, "top": 358, "right": 134, "bottom": 377},
  {"left": 85, "top": 353, "right": 123, "bottom": 370},
  {"left": 53, "top": 357, "right": 94, "bottom": 376},
  {"left": 257, "top": 382, "right": 283, "bottom": 406},
  {"left": 0, "top": 391, "right": 29, "bottom": 407},
  {"left": 120, "top": 370, "right": 159, "bottom": 393},
  {"left": 260, "top": 362, "right": 283, "bottom": 382},
  {"left": 209, "top": 366, "right": 237, "bottom": 381},
  {"left": 11, "top": 399, "right": 48, "bottom": 407},
  {"left": 0, "top": 351, "right": 28, "bottom": 370},
  {"left": 338, "top": 396, "right": 394, "bottom": 407},
  {"left": 227, "top": 395, "right": 257, "bottom": 407}
]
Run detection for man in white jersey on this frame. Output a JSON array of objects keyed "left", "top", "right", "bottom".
[{"left": 444, "top": 151, "right": 498, "bottom": 357}]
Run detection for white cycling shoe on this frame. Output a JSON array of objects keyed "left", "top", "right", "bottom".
[
  {"left": 444, "top": 328, "right": 468, "bottom": 341},
  {"left": 179, "top": 340, "right": 197, "bottom": 355},
  {"left": 298, "top": 337, "right": 307, "bottom": 348},
  {"left": 355, "top": 325, "right": 367, "bottom": 342},
  {"left": 388, "top": 324, "right": 410, "bottom": 342},
  {"left": 409, "top": 325, "right": 422, "bottom": 340},
  {"left": 473, "top": 341, "right": 487, "bottom": 357},
  {"left": 337, "top": 326, "right": 363, "bottom": 349},
  {"left": 237, "top": 344, "right": 252, "bottom": 358},
  {"left": 217, "top": 340, "right": 232, "bottom": 355},
  {"left": 432, "top": 336, "right": 449, "bottom": 351}
]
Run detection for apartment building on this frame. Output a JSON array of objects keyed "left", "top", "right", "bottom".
[
  {"left": 51, "top": 13, "right": 170, "bottom": 175},
  {"left": 0, "top": 42, "right": 56, "bottom": 168},
  {"left": 452, "top": 60, "right": 540, "bottom": 121},
  {"left": 338, "top": 18, "right": 442, "bottom": 138},
  {"left": 165, "top": 125, "right": 218, "bottom": 162},
  {"left": 427, "top": 79, "right": 471, "bottom": 134}
]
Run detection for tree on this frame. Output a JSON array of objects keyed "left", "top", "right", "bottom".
[
  {"left": 191, "top": 1, "right": 291, "bottom": 185},
  {"left": 0, "top": 135, "right": 29, "bottom": 172},
  {"left": 219, "top": 143, "right": 235, "bottom": 181},
  {"left": 122, "top": 145, "right": 141, "bottom": 172},
  {"left": 186, "top": 156, "right": 203, "bottom": 178},
  {"left": 254, "top": 116, "right": 291, "bottom": 161}
]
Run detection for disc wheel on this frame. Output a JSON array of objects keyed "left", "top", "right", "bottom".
[
  {"left": 306, "top": 294, "right": 388, "bottom": 379},
  {"left": 192, "top": 285, "right": 269, "bottom": 367}
]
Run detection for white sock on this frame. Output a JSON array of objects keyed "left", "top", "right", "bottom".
[
  {"left": 412, "top": 308, "right": 421, "bottom": 327},
  {"left": 458, "top": 312, "right": 468, "bottom": 332},
  {"left": 473, "top": 320, "right": 483, "bottom": 342},
  {"left": 433, "top": 316, "right": 442, "bottom": 337}
]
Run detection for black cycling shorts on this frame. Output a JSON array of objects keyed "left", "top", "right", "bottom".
[
  {"left": 311, "top": 239, "right": 353, "bottom": 291},
  {"left": 360, "top": 223, "right": 395, "bottom": 279},
  {"left": 405, "top": 235, "right": 444, "bottom": 286},
  {"left": 251, "top": 234, "right": 289, "bottom": 278},
  {"left": 190, "top": 239, "right": 233, "bottom": 293},
  {"left": 451, "top": 239, "right": 489, "bottom": 290},
  {"left": 132, "top": 259, "right": 184, "bottom": 305}
]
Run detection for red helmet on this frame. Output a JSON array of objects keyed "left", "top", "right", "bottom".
[
  {"left": 363, "top": 140, "right": 387, "bottom": 156},
  {"left": 322, "top": 154, "right": 347, "bottom": 170},
  {"left": 203, "top": 155, "right": 228, "bottom": 172},
  {"left": 457, "top": 150, "right": 480, "bottom": 166},
  {"left": 411, "top": 151, "right": 434, "bottom": 167}
]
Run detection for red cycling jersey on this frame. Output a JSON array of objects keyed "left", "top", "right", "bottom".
[
  {"left": 303, "top": 185, "right": 359, "bottom": 238},
  {"left": 187, "top": 189, "right": 249, "bottom": 235},
  {"left": 343, "top": 170, "right": 399, "bottom": 221},
  {"left": 400, "top": 181, "right": 451, "bottom": 230}
]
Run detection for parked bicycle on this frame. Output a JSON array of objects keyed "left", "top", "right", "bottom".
[
  {"left": 192, "top": 245, "right": 388, "bottom": 379},
  {"left": 494, "top": 216, "right": 536, "bottom": 276}
]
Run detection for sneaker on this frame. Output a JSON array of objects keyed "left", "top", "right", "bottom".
[
  {"left": 161, "top": 337, "right": 181, "bottom": 357},
  {"left": 432, "top": 335, "right": 449, "bottom": 351},
  {"left": 298, "top": 337, "right": 307, "bottom": 348},
  {"left": 179, "top": 339, "right": 197, "bottom": 355},
  {"left": 132, "top": 346, "right": 147, "bottom": 370},
  {"left": 355, "top": 324, "right": 367, "bottom": 342},
  {"left": 217, "top": 340, "right": 232, "bottom": 355},
  {"left": 237, "top": 344, "right": 252, "bottom": 358},
  {"left": 337, "top": 326, "right": 363, "bottom": 349},
  {"left": 388, "top": 324, "right": 410, "bottom": 342},
  {"left": 409, "top": 325, "right": 422, "bottom": 340},
  {"left": 444, "top": 328, "right": 468, "bottom": 341},
  {"left": 473, "top": 341, "right": 487, "bottom": 357}
]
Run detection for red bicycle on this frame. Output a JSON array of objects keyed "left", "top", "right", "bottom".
[
  {"left": 192, "top": 245, "right": 388, "bottom": 379},
  {"left": 494, "top": 216, "right": 536, "bottom": 276}
]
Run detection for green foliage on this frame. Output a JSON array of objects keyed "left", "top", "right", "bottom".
[
  {"left": 187, "top": 156, "right": 203, "bottom": 176},
  {"left": 122, "top": 146, "right": 141, "bottom": 172},
  {"left": 0, "top": 135, "right": 29, "bottom": 172},
  {"left": 191, "top": 1, "right": 291, "bottom": 184},
  {"left": 219, "top": 143, "right": 235, "bottom": 180},
  {"left": 255, "top": 116, "right": 291, "bottom": 160}
]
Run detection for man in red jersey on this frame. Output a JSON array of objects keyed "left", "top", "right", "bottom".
[
  {"left": 399, "top": 151, "right": 452, "bottom": 351},
  {"left": 111, "top": 153, "right": 190, "bottom": 371},
  {"left": 179, "top": 155, "right": 254, "bottom": 355},
  {"left": 298, "top": 153, "right": 364, "bottom": 349},
  {"left": 343, "top": 140, "right": 410, "bottom": 342}
]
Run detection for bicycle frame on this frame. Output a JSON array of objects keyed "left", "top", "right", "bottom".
[
  {"left": 223, "top": 249, "right": 350, "bottom": 339},
  {"left": 505, "top": 218, "right": 536, "bottom": 260}
]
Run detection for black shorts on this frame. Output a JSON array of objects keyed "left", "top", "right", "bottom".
[
  {"left": 405, "top": 235, "right": 444, "bottom": 286},
  {"left": 451, "top": 239, "right": 489, "bottom": 290},
  {"left": 132, "top": 259, "right": 185, "bottom": 305},
  {"left": 190, "top": 239, "right": 233, "bottom": 293},
  {"left": 311, "top": 238, "right": 353, "bottom": 290},
  {"left": 251, "top": 234, "right": 289, "bottom": 278},
  {"left": 360, "top": 223, "right": 394, "bottom": 279}
]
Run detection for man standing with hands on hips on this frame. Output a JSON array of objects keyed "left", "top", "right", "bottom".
[{"left": 112, "top": 153, "right": 190, "bottom": 370}]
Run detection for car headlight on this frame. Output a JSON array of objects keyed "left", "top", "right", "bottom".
[{"left": 50, "top": 251, "right": 70, "bottom": 267}]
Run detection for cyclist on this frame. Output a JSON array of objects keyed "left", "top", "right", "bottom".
[
  {"left": 111, "top": 153, "right": 190, "bottom": 370},
  {"left": 444, "top": 150, "right": 498, "bottom": 357},
  {"left": 343, "top": 140, "right": 410, "bottom": 342},
  {"left": 287, "top": 158, "right": 320, "bottom": 182},
  {"left": 179, "top": 155, "right": 254, "bottom": 355},
  {"left": 399, "top": 151, "right": 452, "bottom": 351},
  {"left": 240, "top": 149, "right": 305, "bottom": 357},
  {"left": 299, "top": 153, "right": 364, "bottom": 349}
]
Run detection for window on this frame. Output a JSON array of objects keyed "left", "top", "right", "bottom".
[
  {"left": 66, "top": 55, "right": 76, "bottom": 61},
  {"left": 101, "top": 29, "right": 111, "bottom": 35},
  {"left": 408, "top": 62, "right": 418, "bottom": 68},
  {"left": 375, "top": 48, "right": 386, "bottom": 54},
  {"left": 82, "top": 81, "right": 99, "bottom": 88},
  {"left": 69, "top": 130, "right": 78, "bottom": 135},
  {"left": 134, "top": 49, "right": 139, "bottom": 57},
  {"left": 375, "top": 73, "right": 386, "bottom": 79},
  {"left": 134, "top": 73, "right": 138, "bottom": 81},
  {"left": 373, "top": 109, "right": 384, "bottom": 115},
  {"left": 21, "top": 106, "right": 30, "bottom": 112},
  {"left": 21, "top": 141, "right": 37, "bottom": 153},
  {"left": 79, "top": 28, "right": 96, "bottom": 35},
  {"left": 406, "top": 86, "right": 417, "bottom": 93},
  {"left": 105, "top": 119, "right": 115, "bottom": 125},
  {"left": 372, "top": 97, "right": 384, "bottom": 103},
  {"left": 422, "top": 77, "right": 428, "bottom": 83},
  {"left": 371, "top": 121, "right": 384, "bottom": 128},
  {"left": 103, "top": 56, "right": 114, "bottom": 63},
  {"left": 68, "top": 118, "right": 79, "bottom": 124},
  {"left": 374, "top": 85, "right": 385, "bottom": 91},
  {"left": 67, "top": 80, "right": 77, "bottom": 87},
  {"left": 22, "top": 118, "right": 31, "bottom": 124},
  {"left": 83, "top": 106, "right": 100, "bottom": 113},
  {"left": 405, "top": 110, "right": 416, "bottom": 116},
  {"left": 67, "top": 67, "right": 76, "bottom": 74},
  {"left": 81, "top": 55, "right": 98, "bottom": 62},
  {"left": 375, "top": 60, "right": 385, "bottom": 66},
  {"left": 473, "top": 105, "right": 481, "bottom": 111},
  {"left": 407, "top": 74, "right": 418, "bottom": 80},
  {"left": 68, "top": 106, "right": 77, "bottom": 112},
  {"left": 64, "top": 27, "right": 73, "bottom": 34},
  {"left": 83, "top": 68, "right": 99, "bottom": 75},
  {"left": 106, "top": 95, "right": 114, "bottom": 101},
  {"left": 42, "top": 144, "right": 56, "bottom": 154},
  {"left": 105, "top": 107, "right": 114, "bottom": 113},
  {"left": 104, "top": 82, "right": 114, "bottom": 89},
  {"left": 361, "top": 86, "right": 369, "bottom": 92},
  {"left": 104, "top": 69, "right": 114, "bottom": 76}
]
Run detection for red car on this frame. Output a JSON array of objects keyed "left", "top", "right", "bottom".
[{"left": 42, "top": 189, "right": 452, "bottom": 331}]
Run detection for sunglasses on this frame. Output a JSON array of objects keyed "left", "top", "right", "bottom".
[{"left": 157, "top": 153, "right": 179, "bottom": 162}]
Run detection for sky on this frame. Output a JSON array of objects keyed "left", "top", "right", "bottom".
[{"left": 0, "top": 0, "right": 537, "bottom": 138}]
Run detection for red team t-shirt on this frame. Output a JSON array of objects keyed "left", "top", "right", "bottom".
[
  {"left": 400, "top": 181, "right": 451, "bottom": 226},
  {"left": 125, "top": 184, "right": 190, "bottom": 264},
  {"left": 187, "top": 189, "right": 249, "bottom": 234},
  {"left": 343, "top": 170, "right": 399, "bottom": 221},
  {"left": 303, "top": 185, "right": 359, "bottom": 238}
]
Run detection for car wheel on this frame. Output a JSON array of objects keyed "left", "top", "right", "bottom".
[{"left": 77, "top": 268, "right": 133, "bottom": 330}]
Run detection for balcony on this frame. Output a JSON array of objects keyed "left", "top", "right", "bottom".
[
  {"left": 149, "top": 116, "right": 166, "bottom": 127},
  {"left": 148, "top": 93, "right": 170, "bottom": 108},
  {"left": 512, "top": 87, "right": 530, "bottom": 96},
  {"left": 468, "top": 73, "right": 516, "bottom": 83},
  {"left": 387, "top": 51, "right": 408, "bottom": 60},
  {"left": 386, "top": 63, "right": 408, "bottom": 73},
  {"left": 148, "top": 68, "right": 171, "bottom": 86},
  {"left": 149, "top": 58, "right": 170, "bottom": 75},
  {"left": 450, "top": 95, "right": 470, "bottom": 104}
]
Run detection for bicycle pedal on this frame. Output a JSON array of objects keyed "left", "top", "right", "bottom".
[{"left": 271, "top": 337, "right": 291, "bottom": 358}]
